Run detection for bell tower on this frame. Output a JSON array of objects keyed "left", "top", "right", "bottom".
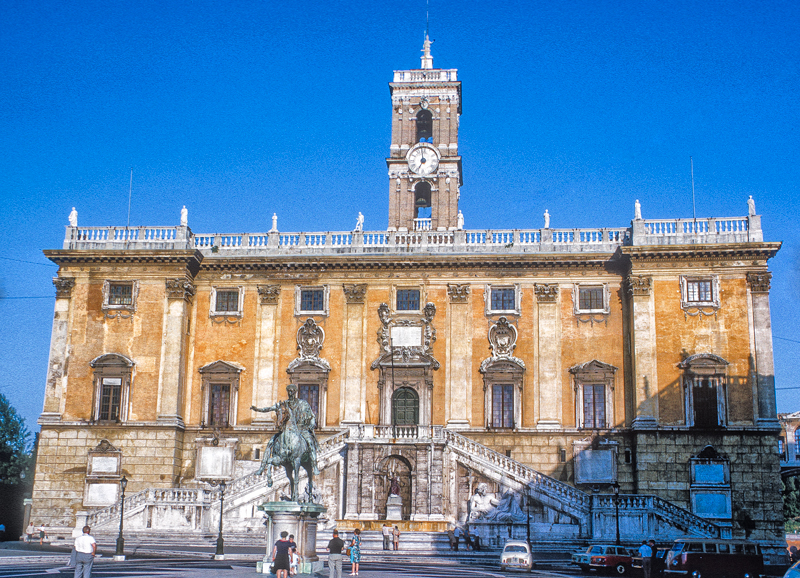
[{"left": 387, "top": 35, "right": 462, "bottom": 231}]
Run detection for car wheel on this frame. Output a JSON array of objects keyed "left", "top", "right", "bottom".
[{"left": 614, "top": 563, "right": 628, "bottom": 575}]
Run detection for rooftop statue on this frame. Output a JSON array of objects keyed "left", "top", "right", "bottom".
[
  {"left": 252, "top": 383, "right": 321, "bottom": 502},
  {"left": 69, "top": 207, "right": 78, "bottom": 227}
]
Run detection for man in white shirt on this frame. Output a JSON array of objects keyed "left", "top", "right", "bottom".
[
  {"left": 637, "top": 540, "right": 653, "bottom": 578},
  {"left": 73, "top": 525, "right": 96, "bottom": 578},
  {"left": 382, "top": 523, "right": 391, "bottom": 550}
]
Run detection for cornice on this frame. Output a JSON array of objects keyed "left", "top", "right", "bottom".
[
  {"left": 43, "top": 249, "right": 204, "bottom": 276},
  {"left": 621, "top": 242, "right": 781, "bottom": 263}
]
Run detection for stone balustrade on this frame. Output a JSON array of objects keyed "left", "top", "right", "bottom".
[
  {"left": 392, "top": 69, "right": 458, "bottom": 82},
  {"left": 61, "top": 214, "right": 760, "bottom": 255}
]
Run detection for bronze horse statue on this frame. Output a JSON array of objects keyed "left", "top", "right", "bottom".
[{"left": 255, "top": 404, "right": 316, "bottom": 502}]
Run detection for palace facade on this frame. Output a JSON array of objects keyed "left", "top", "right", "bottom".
[{"left": 31, "top": 38, "right": 786, "bottom": 561}]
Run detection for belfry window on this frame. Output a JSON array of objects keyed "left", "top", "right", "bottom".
[
  {"left": 416, "top": 109, "right": 433, "bottom": 142},
  {"left": 678, "top": 353, "right": 729, "bottom": 428}
]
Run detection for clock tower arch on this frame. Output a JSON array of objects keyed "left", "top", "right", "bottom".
[{"left": 387, "top": 35, "right": 462, "bottom": 231}]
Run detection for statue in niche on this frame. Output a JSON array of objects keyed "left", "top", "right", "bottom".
[
  {"left": 467, "top": 482, "right": 527, "bottom": 523},
  {"left": 252, "top": 383, "right": 321, "bottom": 502},
  {"left": 389, "top": 476, "right": 401, "bottom": 496}
]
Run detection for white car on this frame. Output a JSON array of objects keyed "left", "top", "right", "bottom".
[{"left": 500, "top": 540, "right": 534, "bottom": 572}]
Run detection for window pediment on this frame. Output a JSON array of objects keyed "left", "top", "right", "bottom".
[
  {"left": 678, "top": 353, "right": 729, "bottom": 374},
  {"left": 198, "top": 360, "right": 245, "bottom": 375},
  {"left": 90, "top": 353, "right": 135, "bottom": 369}
]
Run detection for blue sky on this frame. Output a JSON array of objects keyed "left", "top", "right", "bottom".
[{"left": 1, "top": 0, "right": 798, "bottom": 432}]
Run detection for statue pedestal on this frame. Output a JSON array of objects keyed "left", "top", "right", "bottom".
[
  {"left": 386, "top": 494, "right": 403, "bottom": 520},
  {"left": 257, "top": 501, "right": 327, "bottom": 575}
]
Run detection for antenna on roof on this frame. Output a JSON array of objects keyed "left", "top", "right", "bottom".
[{"left": 127, "top": 168, "right": 133, "bottom": 230}]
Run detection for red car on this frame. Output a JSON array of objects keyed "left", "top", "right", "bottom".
[{"left": 589, "top": 545, "right": 635, "bottom": 575}]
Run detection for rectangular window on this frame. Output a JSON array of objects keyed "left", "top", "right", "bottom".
[
  {"left": 687, "top": 280, "right": 713, "bottom": 303},
  {"left": 215, "top": 290, "right": 240, "bottom": 313},
  {"left": 491, "top": 288, "right": 515, "bottom": 312},
  {"left": 692, "top": 378, "right": 719, "bottom": 427},
  {"left": 778, "top": 438, "right": 786, "bottom": 460},
  {"left": 491, "top": 384, "right": 514, "bottom": 428},
  {"left": 300, "top": 289, "right": 324, "bottom": 312},
  {"left": 108, "top": 283, "right": 133, "bottom": 306},
  {"left": 396, "top": 289, "right": 420, "bottom": 311},
  {"left": 582, "top": 384, "right": 606, "bottom": 428},
  {"left": 209, "top": 384, "right": 231, "bottom": 427},
  {"left": 796, "top": 431, "right": 800, "bottom": 459},
  {"left": 298, "top": 384, "right": 319, "bottom": 420},
  {"left": 99, "top": 377, "right": 122, "bottom": 421},
  {"left": 578, "top": 287, "right": 604, "bottom": 311}
]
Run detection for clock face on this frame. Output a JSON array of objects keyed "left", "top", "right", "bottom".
[{"left": 407, "top": 144, "right": 439, "bottom": 176}]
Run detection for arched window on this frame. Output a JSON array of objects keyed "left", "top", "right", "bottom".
[
  {"left": 392, "top": 387, "right": 419, "bottom": 425},
  {"left": 414, "top": 182, "right": 432, "bottom": 219},
  {"left": 416, "top": 109, "right": 432, "bottom": 142},
  {"left": 678, "top": 354, "right": 728, "bottom": 428},
  {"left": 90, "top": 353, "right": 134, "bottom": 423}
]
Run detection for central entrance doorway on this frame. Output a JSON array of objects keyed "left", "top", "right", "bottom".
[{"left": 392, "top": 387, "right": 419, "bottom": 425}]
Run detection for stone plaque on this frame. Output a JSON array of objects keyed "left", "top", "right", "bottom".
[
  {"left": 692, "top": 491, "right": 731, "bottom": 518},
  {"left": 391, "top": 326, "right": 422, "bottom": 347},
  {"left": 90, "top": 456, "right": 119, "bottom": 474},
  {"left": 196, "top": 445, "right": 234, "bottom": 480},
  {"left": 693, "top": 463, "right": 725, "bottom": 485},
  {"left": 574, "top": 448, "right": 616, "bottom": 485},
  {"left": 84, "top": 482, "right": 119, "bottom": 506}
]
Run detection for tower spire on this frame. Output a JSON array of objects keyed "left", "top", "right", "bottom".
[{"left": 421, "top": 33, "right": 433, "bottom": 69}]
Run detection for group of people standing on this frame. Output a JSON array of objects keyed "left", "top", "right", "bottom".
[
  {"left": 325, "top": 528, "right": 362, "bottom": 578},
  {"left": 381, "top": 523, "right": 400, "bottom": 551},
  {"left": 638, "top": 539, "right": 659, "bottom": 578},
  {"left": 270, "top": 532, "right": 302, "bottom": 578},
  {"left": 447, "top": 525, "right": 479, "bottom": 551}
]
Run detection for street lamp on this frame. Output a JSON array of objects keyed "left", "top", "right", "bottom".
[
  {"left": 526, "top": 493, "right": 532, "bottom": 550},
  {"left": 215, "top": 480, "right": 227, "bottom": 560},
  {"left": 612, "top": 482, "right": 621, "bottom": 546},
  {"left": 114, "top": 476, "right": 128, "bottom": 561}
]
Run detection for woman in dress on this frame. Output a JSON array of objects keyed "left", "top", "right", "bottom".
[
  {"left": 272, "top": 530, "right": 293, "bottom": 578},
  {"left": 393, "top": 525, "right": 400, "bottom": 551},
  {"left": 348, "top": 528, "right": 361, "bottom": 576}
]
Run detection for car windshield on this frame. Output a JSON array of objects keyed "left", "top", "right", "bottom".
[
  {"left": 590, "top": 546, "right": 604, "bottom": 555},
  {"left": 505, "top": 545, "right": 528, "bottom": 553}
]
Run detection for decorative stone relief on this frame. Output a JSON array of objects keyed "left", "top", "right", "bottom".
[
  {"left": 296, "top": 318, "right": 326, "bottom": 360},
  {"left": 534, "top": 283, "right": 559, "bottom": 303},
  {"left": 480, "top": 316, "right": 525, "bottom": 374},
  {"left": 747, "top": 272, "right": 772, "bottom": 293},
  {"left": 166, "top": 278, "right": 196, "bottom": 302},
  {"left": 447, "top": 284, "right": 470, "bottom": 303},
  {"left": 343, "top": 283, "right": 367, "bottom": 304},
  {"left": 627, "top": 275, "right": 652, "bottom": 296},
  {"left": 257, "top": 284, "right": 280, "bottom": 304},
  {"left": 53, "top": 277, "right": 75, "bottom": 299}
]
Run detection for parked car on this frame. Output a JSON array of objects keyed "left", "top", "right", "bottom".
[
  {"left": 573, "top": 546, "right": 598, "bottom": 572},
  {"left": 632, "top": 548, "right": 669, "bottom": 578},
  {"left": 784, "top": 560, "right": 800, "bottom": 578},
  {"left": 663, "top": 539, "right": 763, "bottom": 578},
  {"left": 589, "top": 545, "right": 634, "bottom": 575},
  {"left": 500, "top": 540, "right": 534, "bottom": 572}
]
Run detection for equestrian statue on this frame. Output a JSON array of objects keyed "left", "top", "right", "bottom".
[{"left": 251, "top": 383, "right": 321, "bottom": 502}]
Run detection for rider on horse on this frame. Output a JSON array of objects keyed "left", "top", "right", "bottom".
[{"left": 251, "top": 383, "right": 321, "bottom": 476}]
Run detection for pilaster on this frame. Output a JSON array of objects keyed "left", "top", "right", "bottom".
[
  {"left": 446, "top": 284, "right": 471, "bottom": 428},
  {"left": 253, "top": 285, "right": 281, "bottom": 425},
  {"left": 40, "top": 277, "right": 75, "bottom": 422},
  {"left": 747, "top": 272, "right": 779, "bottom": 427},
  {"left": 628, "top": 275, "right": 658, "bottom": 429},
  {"left": 341, "top": 284, "right": 367, "bottom": 425},
  {"left": 535, "top": 284, "right": 562, "bottom": 429},
  {"left": 156, "top": 278, "right": 195, "bottom": 427}
]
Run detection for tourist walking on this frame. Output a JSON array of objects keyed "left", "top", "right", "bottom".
[
  {"left": 638, "top": 539, "right": 653, "bottom": 578},
  {"left": 348, "top": 528, "right": 361, "bottom": 576},
  {"left": 382, "top": 523, "right": 391, "bottom": 550},
  {"left": 326, "top": 529, "right": 345, "bottom": 578},
  {"left": 25, "top": 523, "right": 35, "bottom": 542},
  {"left": 393, "top": 525, "right": 400, "bottom": 550},
  {"left": 447, "top": 527, "right": 456, "bottom": 551},
  {"left": 73, "top": 525, "right": 96, "bottom": 578},
  {"left": 39, "top": 525, "right": 46, "bottom": 545},
  {"left": 453, "top": 525, "right": 462, "bottom": 551},
  {"left": 271, "top": 531, "right": 293, "bottom": 578}
]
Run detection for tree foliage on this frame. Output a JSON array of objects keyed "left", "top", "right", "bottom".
[{"left": 0, "top": 393, "right": 32, "bottom": 484}]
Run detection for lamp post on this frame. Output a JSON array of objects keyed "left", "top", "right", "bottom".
[
  {"left": 526, "top": 493, "right": 532, "bottom": 550},
  {"left": 214, "top": 480, "right": 227, "bottom": 560},
  {"left": 613, "top": 482, "right": 621, "bottom": 546},
  {"left": 114, "top": 476, "right": 128, "bottom": 561}
]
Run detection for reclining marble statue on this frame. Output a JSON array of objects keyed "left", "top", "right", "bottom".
[
  {"left": 467, "top": 482, "right": 527, "bottom": 523},
  {"left": 251, "top": 383, "right": 321, "bottom": 502}
]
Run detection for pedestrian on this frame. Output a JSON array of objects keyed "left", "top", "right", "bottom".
[
  {"left": 447, "top": 527, "right": 456, "bottom": 551},
  {"left": 348, "top": 527, "right": 361, "bottom": 576},
  {"left": 382, "top": 523, "right": 391, "bottom": 551},
  {"left": 271, "top": 531, "right": 292, "bottom": 578},
  {"left": 453, "top": 525, "right": 462, "bottom": 551},
  {"left": 39, "top": 525, "right": 46, "bottom": 545},
  {"left": 25, "top": 523, "right": 35, "bottom": 543},
  {"left": 288, "top": 534, "right": 298, "bottom": 576},
  {"left": 638, "top": 539, "right": 653, "bottom": 578},
  {"left": 649, "top": 540, "right": 659, "bottom": 578},
  {"left": 393, "top": 525, "right": 400, "bottom": 551},
  {"left": 463, "top": 525, "right": 472, "bottom": 551},
  {"left": 326, "top": 529, "right": 345, "bottom": 578},
  {"left": 73, "top": 525, "right": 96, "bottom": 578}
]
